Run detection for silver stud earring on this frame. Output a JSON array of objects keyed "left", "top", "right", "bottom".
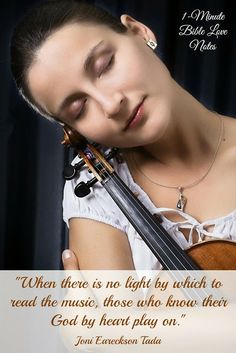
[{"left": 146, "top": 39, "right": 157, "bottom": 50}]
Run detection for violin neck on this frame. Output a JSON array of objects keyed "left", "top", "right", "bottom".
[{"left": 102, "top": 172, "right": 200, "bottom": 270}]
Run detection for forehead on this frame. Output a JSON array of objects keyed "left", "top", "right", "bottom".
[
  {"left": 27, "top": 23, "right": 120, "bottom": 113},
  {"left": 36, "top": 22, "right": 116, "bottom": 59}
]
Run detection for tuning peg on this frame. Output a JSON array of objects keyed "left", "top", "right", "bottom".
[
  {"left": 63, "top": 165, "right": 77, "bottom": 180},
  {"left": 63, "top": 159, "right": 85, "bottom": 180},
  {"left": 74, "top": 177, "right": 98, "bottom": 197}
]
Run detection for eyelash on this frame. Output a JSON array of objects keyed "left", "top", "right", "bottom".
[
  {"left": 98, "top": 55, "right": 114, "bottom": 78},
  {"left": 75, "top": 99, "right": 87, "bottom": 121}
]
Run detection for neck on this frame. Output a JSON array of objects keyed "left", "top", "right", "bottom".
[{"left": 142, "top": 81, "right": 222, "bottom": 169}]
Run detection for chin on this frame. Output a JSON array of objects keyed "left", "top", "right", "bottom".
[
  {"left": 145, "top": 111, "right": 171, "bottom": 143},
  {"left": 137, "top": 125, "right": 168, "bottom": 147}
]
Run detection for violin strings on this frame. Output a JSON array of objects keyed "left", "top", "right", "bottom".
[
  {"left": 95, "top": 157, "right": 192, "bottom": 269},
  {"left": 81, "top": 151, "right": 210, "bottom": 301},
  {"left": 111, "top": 171, "right": 210, "bottom": 300}
]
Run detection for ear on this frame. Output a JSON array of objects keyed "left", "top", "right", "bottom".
[{"left": 120, "top": 14, "right": 157, "bottom": 42}]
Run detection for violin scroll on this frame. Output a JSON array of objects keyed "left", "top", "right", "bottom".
[
  {"left": 61, "top": 125, "right": 87, "bottom": 149},
  {"left": 61, "top": 125, "right": 120, "bottom": 196}
]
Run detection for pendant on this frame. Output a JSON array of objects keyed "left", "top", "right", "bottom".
[{"left": 176, "top": 187, "right": 187, "bottom": 212}]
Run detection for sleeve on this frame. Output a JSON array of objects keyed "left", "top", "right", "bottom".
[{"left": 62, "top": 157, "right": 129, "bottom": 234}]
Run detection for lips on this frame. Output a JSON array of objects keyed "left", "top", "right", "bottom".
[{"left": 124, "top": 98, "right": 145, "bottom": 130}]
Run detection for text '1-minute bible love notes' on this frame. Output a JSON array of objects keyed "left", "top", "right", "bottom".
[{"left": 179, "top": 9, "right": 228, "bottom": 51}]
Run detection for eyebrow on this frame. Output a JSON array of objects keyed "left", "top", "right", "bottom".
[{"left": 55, "top": 40, "right": 105, "bottom": 117}]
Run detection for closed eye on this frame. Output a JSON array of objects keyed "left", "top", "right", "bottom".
[
  {"left": 74, "top": 98, "right": 87, "bottom": 121},
  {"left": 97, "top": 54, "right": 114, "bottom": 78},
  {"left": 63, "top": 97, "right": 87, "bottom": 122}
]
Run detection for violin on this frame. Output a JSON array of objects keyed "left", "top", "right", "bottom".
[{"left": 62, "top": 126, "right": 236, "bottom": 270}]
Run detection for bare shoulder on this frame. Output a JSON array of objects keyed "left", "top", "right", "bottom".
[
  {"left": 221, "top": 114, "right": 236, "bottom": 163},
  {"left": 69, "top": 218, "right": 135, "bottom": 270},
  {"left": 223, "top": 114, "right": 236, "bottom": 141}
]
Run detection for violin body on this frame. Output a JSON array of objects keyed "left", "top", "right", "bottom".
[{"left": 187, "top": 239, "right": 236, "bottom": 269}]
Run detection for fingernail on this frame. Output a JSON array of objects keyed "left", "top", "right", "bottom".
[{"left": 62, "top": 249, "right": 72, "bottom": 261}]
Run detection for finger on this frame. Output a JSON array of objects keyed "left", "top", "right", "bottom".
[{"left": 62, "top": 249, "right": 80, "bottom": 270}]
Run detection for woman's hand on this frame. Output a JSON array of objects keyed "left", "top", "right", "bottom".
[{"left": 62, "top": 249, "right": 80, "bottom": 270}]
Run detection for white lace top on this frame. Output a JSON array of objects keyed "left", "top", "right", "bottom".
[{"left": 63, "top": 156, "right": 236, "bottom": 270}]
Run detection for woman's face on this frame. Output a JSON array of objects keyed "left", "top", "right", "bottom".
[{"left": 28, "top": 17, "right": 174, "bottom": 148}]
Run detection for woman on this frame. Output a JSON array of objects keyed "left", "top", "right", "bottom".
[{"left": 10, "top": 0, "right": 236, "bottom": 270}]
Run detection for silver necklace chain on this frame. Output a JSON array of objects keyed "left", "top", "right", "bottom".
[{"left": 132, "top": 115, "right": 224, "bottom": 211}]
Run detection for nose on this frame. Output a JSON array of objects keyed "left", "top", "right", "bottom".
[{"left": 93, "top": 89, "right": 125, "bottom": 119}]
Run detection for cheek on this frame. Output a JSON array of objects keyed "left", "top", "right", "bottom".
[
  {"left": 118, "top": 55, "right": 147, "bottom": 88},
  {"left": 122, "top": 40, "right": 161, "bottom": 73},
  {"left": 73, "top": 116, "right": 111, "bottom": 144},
  {"left": 102, "top": 43, "right": 149, "bottom": 90},
  {"left": 75, "top": 119, "right": 124, "bottom": 147},
  {"left": 122, "top": 54, "right": 170, "bottom": 96}
]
